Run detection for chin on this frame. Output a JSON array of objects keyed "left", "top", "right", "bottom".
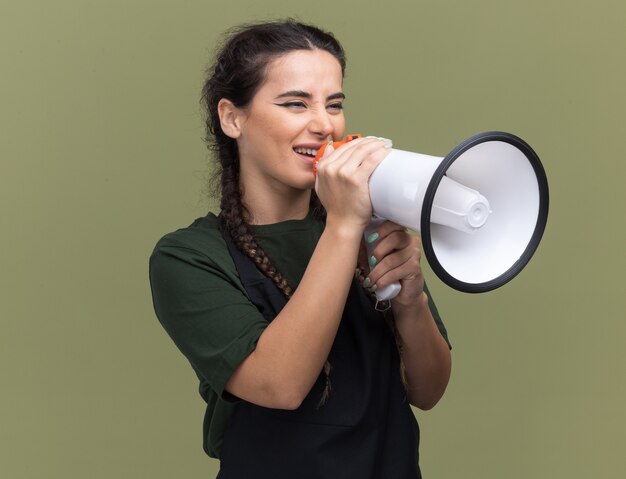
[{"left": 290, "top": 177, "right": 316, "bottom": 192}]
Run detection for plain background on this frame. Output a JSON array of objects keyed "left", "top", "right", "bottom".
[{"left": 1, "top": 0, "right": 624, "bottom": 477}]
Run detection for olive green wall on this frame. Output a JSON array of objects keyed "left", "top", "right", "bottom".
[{"left": 2, "top": 0, "right": 624, "bottom": 477}]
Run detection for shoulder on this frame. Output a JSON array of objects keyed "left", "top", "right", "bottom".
[
  {"left": 149, "top": 212, "right": 240, "bottom": 287},
  {"left": 153, "top": 212, "right": 224, "bottom": 257}
]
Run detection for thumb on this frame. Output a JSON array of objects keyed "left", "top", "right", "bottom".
[
  {"left": 313, "top": 142, "right": 334, "bottom": 177},
  {"left": 314, "top": 143, "right": 334, "bottom": 191},
  {"left": 321, "top": 142, "right": 335, "bottom": 160}
]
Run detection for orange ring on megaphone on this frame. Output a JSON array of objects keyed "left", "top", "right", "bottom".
[{"left": 312, "top": 134, "right": 363, "bottom": 176}]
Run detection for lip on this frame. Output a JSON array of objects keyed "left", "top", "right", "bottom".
[
  {"left": 293, "top": 151, "right": 316, "bottom": 164},
  {"left": 293, "top": 143, "right": 324, "bottom": 150}
]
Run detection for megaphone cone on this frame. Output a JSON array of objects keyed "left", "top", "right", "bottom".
[{"left": 319, "top": 132, "right": 549, "bottom": 299}]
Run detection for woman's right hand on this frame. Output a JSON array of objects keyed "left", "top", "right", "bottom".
[{"left": 314, "top": 137, "right": 390, "bottom": 230}]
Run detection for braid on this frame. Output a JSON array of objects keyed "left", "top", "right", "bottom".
[
  {"left": 220, "top": 162, "right": 333, "bottom": 406},
  {"left": 220, "top": 163, "right": 293, "bottom": 298}
]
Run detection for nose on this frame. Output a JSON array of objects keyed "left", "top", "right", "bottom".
[{"left": 309, "top": 108, "right": 334, "bottom": 138}]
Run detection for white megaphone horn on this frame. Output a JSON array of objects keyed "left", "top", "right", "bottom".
[{"left": 314, "top": 131, "right": 549, "bottom": 300}]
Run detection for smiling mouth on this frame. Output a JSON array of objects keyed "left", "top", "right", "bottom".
[{"left": 293, "top": 147, "right": 319, "bottom": 158}]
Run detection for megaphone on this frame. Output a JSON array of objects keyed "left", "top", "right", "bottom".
[{"left": 314, "top": 131, "right": 549, "bottom": 300}]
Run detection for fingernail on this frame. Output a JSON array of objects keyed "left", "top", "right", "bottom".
[
  {"left": 362, "top": 277, "right": 371, "bottom": 288},
  {"left": 367, "top": 232, "right": 379, "bottom": 244},
  {"left": 323, "top": 143, "right": 334, "bottom": 158},
  {"left": 369, "top": 255, "right": 377, "bottom": 268},
  {"left": 369, "top": 284, "right": 378, "bottom": 293}
]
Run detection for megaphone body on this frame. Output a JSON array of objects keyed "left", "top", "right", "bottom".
[{"left": 315, "top": 132, "right": 549, "bottom": 299}]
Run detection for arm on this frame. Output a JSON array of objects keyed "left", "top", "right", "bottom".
[
  {"left": 392, "top": 293, "right": 452, "bottom": 410},
  {"left": 225, "top": 138, "right": 391, "bottom": 409},
  {"left": 364, "top": 222, "right": 452, "bottom": 410},
  {"left": 225, "top": 222, "right": 363, "bottom": 409}
]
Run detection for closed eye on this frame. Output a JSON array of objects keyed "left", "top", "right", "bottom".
[
  {"left": 274, "top": 100, "right": 344, "bottom": 113},
  {"left": 327, "top": 102, "right": 344, "bottom": 112},
  {"left": 275, "top": 101, "right": 307, "bottom": 109}
]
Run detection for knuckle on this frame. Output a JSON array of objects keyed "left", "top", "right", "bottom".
[
  {"left": 337, "top": 169, "right": 352, "bottom": 181},
  {"left": 410, "top": 258, "right": 421, "bottom": 271}
]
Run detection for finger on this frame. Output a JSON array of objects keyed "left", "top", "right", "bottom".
[
  {"left": 318, "top": 137, "right": 368, "bottom": 168},
  {"left": 314, "top": 143, "right": 335, "bottom": 175},
  {"left": 366, "top": 231, "right": 422, "bottom": 287},
  {"left": 322, "top": 143, "right": 335, "bottom": 159},
  {"left": 367, "top": 246, "right": 414, "bottom": 285},
  {"left": 350, "top": 144, "right": 390, "bottom": 179},
  {"left": 331, "top": 136, "right": 376, "bottom": 157},
  {"left": 372, "top": 255, "right": 424, "bottom": 292},
  {"left": 324, "top": 142, "right": 389, "bottom": 187},
  {"left": 367, "top": 220, "right": 409, "bottom": 241},
  {"left": 370, "top": 230, "right": 416, "bottom": 263},
  {"left": 324, "top": 138, "right": 387, "bottom": 172}
]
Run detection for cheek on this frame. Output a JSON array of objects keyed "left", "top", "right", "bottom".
[
  {"left": 247, "top": 119, "right": 281, "bottom": 149},
  {"left": 334, "top": 116, "right": 346, "bottom": 138},
  {"left": 266, "top": 115, "right": 300, "bottom": 140}
]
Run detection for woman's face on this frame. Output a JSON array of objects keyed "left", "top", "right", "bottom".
[{"left": 235, "top": 49, "right": 346, "bottom": 193}]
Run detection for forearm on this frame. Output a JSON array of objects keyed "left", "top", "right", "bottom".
[
  {"left": 226, "top": 138, "right": 390, "bottom": 408},
  {"left": 392, "top": 293, "right": 452, "bottom": 410},
  {"left": 226, "top": 219, "right": 363, "bottom": 408}
]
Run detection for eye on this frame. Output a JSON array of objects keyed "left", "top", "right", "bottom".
[
  {"left": 327, "top": 102, "right": 344, "bottom": 112},
  {"left": 275, "top": 101, "right": 307, "bottom": 109}
]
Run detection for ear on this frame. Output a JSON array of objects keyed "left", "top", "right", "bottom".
[{"left": 218, "top": 98, "right": 245, "bottom": 139}]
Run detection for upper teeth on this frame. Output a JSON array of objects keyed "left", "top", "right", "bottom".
[{"left": 294, "top": 147, "right": 318, "bottom": 156}]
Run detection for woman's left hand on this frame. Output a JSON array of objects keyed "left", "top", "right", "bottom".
[
  {"left": 360, "top": 221, "right": 425, "bottom": 308},
  {"left": 360, "top": 221, "right": 451, "bottom": 411}
]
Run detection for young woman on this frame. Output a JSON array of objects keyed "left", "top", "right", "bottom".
[{"left": 149, "top": 20, "right": 451, "bottom": 478}]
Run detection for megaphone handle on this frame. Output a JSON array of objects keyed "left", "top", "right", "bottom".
[{"left": 363, "top": 218, "right": 402, "bottom": 301}]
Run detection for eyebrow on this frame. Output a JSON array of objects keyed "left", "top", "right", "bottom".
[{"left": 275, "top": 90, "right": 346, "bottom": 101}]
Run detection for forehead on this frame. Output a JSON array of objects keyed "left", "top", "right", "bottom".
[{"left": 260, "top": 49, "right": 343, "bottom": 94}]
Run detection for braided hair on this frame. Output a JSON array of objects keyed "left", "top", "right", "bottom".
[{"left": 201, "top": 20, "right": 346, "bottom": 405}]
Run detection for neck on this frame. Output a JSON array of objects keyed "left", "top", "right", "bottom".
[{"left": 242, "top": 183, "right": 312, "bottom": 225}]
